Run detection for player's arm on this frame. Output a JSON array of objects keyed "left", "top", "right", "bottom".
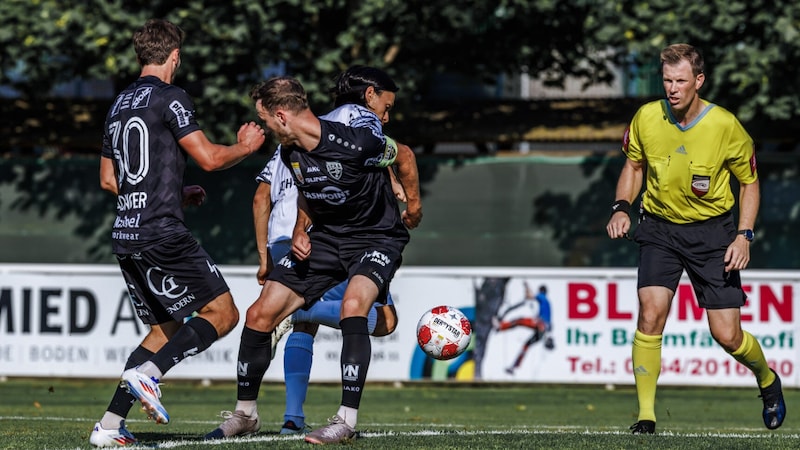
[
  {"left": 387, "top": 167, "right": 407, "bottom": 202},
  {"left": 99, "top": 155, "right": 118, "bottom": 195},
  {"left": 292, "top": 194, "right": 313, "bottom": 261},
  {"left": 725, "top": 179, "right": 759, "bottom": 272},
  {"left": 606, "top": 157, "right": 644, "bottom": 239},
  {"left": 393, "top": 142, "right": 423, "bottom": 229},
  {"left": 253, "top": 181, "right": 272, "bottom": 284},
  {"left": 178, "top": 122, "right": 265, "bottom": 171}
]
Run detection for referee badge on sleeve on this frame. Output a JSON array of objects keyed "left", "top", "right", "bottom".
[{"left": 691, "top": 174, "right": 710, "bottom": 197}]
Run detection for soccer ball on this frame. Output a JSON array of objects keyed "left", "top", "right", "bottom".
[{"left": 416, "top": 305, "right": 472, "bottom": 360}]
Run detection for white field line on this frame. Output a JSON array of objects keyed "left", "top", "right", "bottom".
[{"left": 2, "top": 415, "right": 797, "bottom": 441}]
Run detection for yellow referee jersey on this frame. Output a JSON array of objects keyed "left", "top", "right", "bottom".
[{"left": 623, "top": 99, "right": 758, "bottom": 224}]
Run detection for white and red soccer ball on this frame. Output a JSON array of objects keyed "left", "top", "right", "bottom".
[{"left": 416, "top": 305, "right": 472, "bottom": 360}]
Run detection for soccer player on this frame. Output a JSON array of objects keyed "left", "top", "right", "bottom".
[
  {"left": 90, "top": 19, "right": 265, "bottom": 447},
  {"left": 208, "top": 75, "right": 420, "bottom": 445},
  {"left": 606, "top": 43, "right": 785, "bottom": 434},
  {"left": 246, "top": 66, "right": 418, "bottom": 435}
]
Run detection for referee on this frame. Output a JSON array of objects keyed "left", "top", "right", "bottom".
[{"left": 606, "top": 43, "right": 785, "bottom": 435}]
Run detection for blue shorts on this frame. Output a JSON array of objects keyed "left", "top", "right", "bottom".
[{"left": 116, "top": 232, "right": 229, "bottom": 324}]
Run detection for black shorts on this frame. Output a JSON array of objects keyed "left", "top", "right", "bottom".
[
  {"left": 116, "top": 232, "right": 230, "bottom": 324},
  {"left": 634, "top": 211, "right": 746, "bottom": 309},
  {"left": 268, "top": 231, "right": 404, "bottom": 307}
]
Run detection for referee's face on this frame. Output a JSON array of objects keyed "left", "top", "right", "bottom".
[{"left": 662, "top": 59, "right": 704, "bottom": 114}]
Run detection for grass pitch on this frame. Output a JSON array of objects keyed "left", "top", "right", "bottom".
[{"left": 0, "top": 377, "right": 797, "bottom": 449}]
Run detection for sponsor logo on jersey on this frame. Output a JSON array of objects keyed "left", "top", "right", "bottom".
[
  {"left": 110, "top": 94, "right": 125, "bottom": 117},
  {"left": 291, "top": 162, "right": 304, "bottom": 184},
  {"left": 131, "top": 86, "right": 152, "bottom": 109},
  {"left": 749, "top": 146, "right": 757, "bottom": 176},
  {"left": 326, "top": 161, "right": 343, "bottom": 180},
  {"left": 307, "top": 166, "right": 321, "bottom": 173},
  {"left": 304, "top": 186, "right": 349, "bottom": 205},
  {"left": 169, "top": 100, "right": 192, "bottom": 128},
  {"left": 691, "top": 174, "right": 710, "bottom": 197}
]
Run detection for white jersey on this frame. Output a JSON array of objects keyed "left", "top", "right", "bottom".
[
  {"left": 255, "top": 150, "right": 297, "bottom": 246},
  {"left": 255, "top": 103, "right": 383, "bottom": 246}
]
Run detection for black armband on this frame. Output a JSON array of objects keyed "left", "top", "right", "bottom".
[{"left": 611, "top": 199, "right": 631, "bottom": 217}]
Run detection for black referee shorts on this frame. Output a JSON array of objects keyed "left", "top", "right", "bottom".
[
  {"left": 634, "top": 211, "right": 746, "bottom": 309},
  {"left": 116, "top": 232, "right": 230, "bottom": 324},
  {"left": 268, "top": 231, "right": 404, "bottom": 308}
]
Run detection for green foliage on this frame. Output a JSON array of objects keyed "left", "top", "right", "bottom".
[
  {"left": 2, "top": 0, "right": 799, "bottom": 141},
  {"left": 585, "top": 0, "right": 800, "bottom": 122},
  {"left": 0, "top": 0, "right": 609, "bottom": 141}
]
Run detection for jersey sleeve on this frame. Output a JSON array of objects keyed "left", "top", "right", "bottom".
[
  {"left": 163, "top": 87, "right": 201, "bottom": 141},
  {"left": 726, "top": 117, "right": 758, "bottom": 184},
  {"left": 256, "top": 148, "right": 281, "bottom": 184},
  {"left": 622, "top": 107, "right": 646, "bottom": 162},
  {"left": 369, "top": 135, "right": 398, "bottom": 168}
]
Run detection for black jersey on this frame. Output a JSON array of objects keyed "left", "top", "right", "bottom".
[
  {"left": 101, "top": 75, "right": 201, "bottom": 254},
  {"left": 280, "top": 118, "right": 409, "bottom": 243}
]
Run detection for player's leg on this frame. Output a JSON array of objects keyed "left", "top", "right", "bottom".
[
  {"left": 630, "top": 285, "right": 672, "bottom": 433},
  {"left": 281, "top": 321, "right": 319, "bottom": 434},
  {"left": 628, "top": 216, "right": 686, "bottom": 435},
  {"left": 707, "top": 304, "right": 784, "bottom": 429},
  {"left": 206, "top": 279, "right": 305, "bottom": 439},
  {"left": 371, "top": 302, "right": 397, "bottom": 337},
  {"left": 91, "top": 321, "right": 179, "bottom": 447},
  {"left": 121, "top": 237, "right": 235, "bottom": 425},
  {"left": 305, "top": 275, "right": 378, "bottom": 445}
]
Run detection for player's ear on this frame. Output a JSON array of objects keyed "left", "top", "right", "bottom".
[
  {"left": 364, "top": 86, "right": 376, "bottom": 107},
  {"left": 695, "top": 72, "right": 705, "bottom": 90}
]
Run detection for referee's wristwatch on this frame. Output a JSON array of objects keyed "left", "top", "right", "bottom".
[{"left": 737, "top": 229, "right": 754, "bottom": 242}]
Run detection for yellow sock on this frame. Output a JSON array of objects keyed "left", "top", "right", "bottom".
[
  {"left": 632, "top": 330, "right": 662, "bottom": 422},
  {"left": 730, "top": 330, "right": 775, "bottom": 389}
]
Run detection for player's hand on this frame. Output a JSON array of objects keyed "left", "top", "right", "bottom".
[
  {"left": 606, "top": 212, "right": 631, "bottom": 240},
  {"left": 391, "top": 177, "right": 407, "bottom": 202},
  {"left": 238, "top": 121, "right": 266, "bottom": 153},
  {"left": 402, "top": 203, "right": 422, "bottom": 229},
  {"left": 256, "top": 262, "right": 268, "bottom": 285},
  {"left": 724, "top": 235, "right": 751, "bottom": 272},
  {"left": 292, "top": 229, "right": 311, "bottom": 261},
  {"left": 181, "top": 185, "right": 206, "bottom": 208}
]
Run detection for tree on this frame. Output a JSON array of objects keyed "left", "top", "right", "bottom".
[
  {"left": 584, "top": 0, "right": 800, "bottom": 128},
  {"left": 0, "top": 0, "right": 609, "bottom": 142}
]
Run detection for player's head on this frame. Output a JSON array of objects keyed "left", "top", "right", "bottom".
[
  {"left": 133, "top": 19, "right": 185, "bottom": 67},
  {"left": 250, "top": 76, "right": 310, "bottom": 144},
  {"left": 538, "top": 285, "right": 547, "bottom": 295},
  {"left": 660, "top": 43, "right": 704, "bottom": 77},
  {"left": 251, "top": 76, "right": 309, "bottom": 114},
  {"left": 660, "top": 44, "right": 705, "bottom": 112},
  {"left": 331, "top": 65, "right": 399, "bottom": 123}
]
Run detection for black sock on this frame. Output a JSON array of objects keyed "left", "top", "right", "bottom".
[
  {"left": 107, "top": 345, "right": 154, "bottom": 417},
  {"left": 150, "top": 317, "right": 219, "bottom": 375},
  {"left": 340, "top": 317, "right": 370, "bottom": 409},
  {"left": 237, "top": 326, "right": 273, "bottom": 401}
]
